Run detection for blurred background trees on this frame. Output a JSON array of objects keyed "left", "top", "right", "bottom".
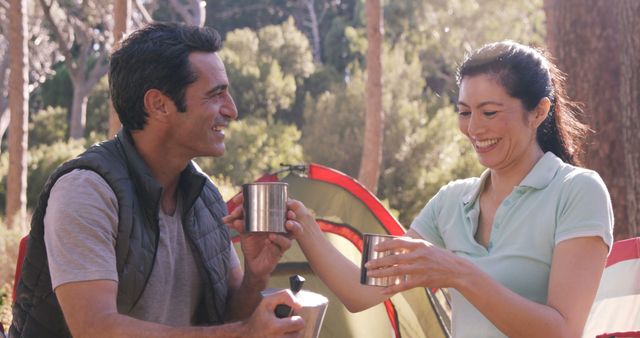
[
  {"left": 544, "top": 0, "right": 640, "bottom": 240},
  {"left": 2, "top": 0, "right": 639, "bottom": 238},
  {"left": 4, "top": 0, "right": 640, "bottom": 329},
  {"left": 0, "top": 0, "right": 547, "bottom": 228}
]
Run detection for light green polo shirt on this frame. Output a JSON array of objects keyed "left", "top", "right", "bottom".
[{"left": 410, "top": 152, "right": 614, "bottom": 338}]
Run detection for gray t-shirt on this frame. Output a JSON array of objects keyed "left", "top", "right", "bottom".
[{"left": 44, "top": 169, "right": 240, "bottom": 326}]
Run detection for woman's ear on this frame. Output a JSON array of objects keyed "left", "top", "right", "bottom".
[
  {"left": 531, "top": 97, "right": 551, "bottom": 128},
  {"left": 143, "top": 89, "right": 173, "bottom": 123}
]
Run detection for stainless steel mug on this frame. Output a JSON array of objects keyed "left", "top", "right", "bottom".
[
  {"left": 360, "top": 233, "right": 407, "bottom": 287},
  {"left": 243, "top": 182, "right": 288, "bottom": 233}
]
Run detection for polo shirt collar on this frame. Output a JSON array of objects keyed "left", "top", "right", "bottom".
[
  {"left": 462, "top": 152, "right": 563, "bottom": 206},
  {"left": 518, "top": 152, "right": 563, "bottom": 189},
  {"left": 463, "top": 170, "right": 490, "bottom": 206}
]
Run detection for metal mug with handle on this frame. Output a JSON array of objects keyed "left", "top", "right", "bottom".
[
  {"left": 243, "top": 182, "right": 288, "bottom": 233},
  {"left": 360, "top": 233, "right": 408, "bottom": 287}
]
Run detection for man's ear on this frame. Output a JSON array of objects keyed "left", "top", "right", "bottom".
[
  {"left": 143, "top": 89, "right": 173, "bottom": 123},
  {"left": 532, "top": 97, "right": 551, "bottom": 128}
]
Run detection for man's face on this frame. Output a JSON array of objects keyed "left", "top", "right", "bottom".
[{"left": 168, "top": 52, "right": 238, "bottom": 159}]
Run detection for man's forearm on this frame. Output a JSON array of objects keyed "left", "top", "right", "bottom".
[
  {"left": 74, "top": 312, "right": 248, "bottom": 338},
  {"left": 225, "top": 272, "right": 267, "bottom": 321}
]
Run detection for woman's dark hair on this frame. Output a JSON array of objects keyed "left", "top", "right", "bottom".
[
  {"left": 457, "top": 41, "right": 589, "bottom": 166},
  {"left": 109, "top": 22, "right": 223, "bottom": 130}
]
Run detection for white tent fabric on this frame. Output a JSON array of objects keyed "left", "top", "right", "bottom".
[{"left": 582, "top": 238, "right": 640, "bottom": 338}]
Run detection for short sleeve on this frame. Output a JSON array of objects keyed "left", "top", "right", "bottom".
[
  {"left": 229, "top": 241, "right": 240, "bottom": 269},
  {"left": 410, "top": 188, "right": 446, "bottom": 248},
  {"left": 44, "top": 169, "right": 120, "bottom": 289},
  {"left": 555, "top": 171, "right": 614, "bottom": 250}
]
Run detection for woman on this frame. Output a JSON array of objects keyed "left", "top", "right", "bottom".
[{"left": 225, "top": 41, "right": 613, "bottom": 337}]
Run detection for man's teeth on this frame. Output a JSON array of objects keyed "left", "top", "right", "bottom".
[
  {"left": 213, "top": 126, "right": 224, "bottom": 132},
  {"left": 476, "top": 138, "right": 499, "bottom": 148}
]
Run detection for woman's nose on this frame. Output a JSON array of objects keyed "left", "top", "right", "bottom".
[{"left": 466, "top": 112, "right": 485, "bottom": 136}]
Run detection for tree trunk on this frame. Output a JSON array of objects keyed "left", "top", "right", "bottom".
[
  {"left": 7, "top": 0, "right": 29, "bottom": 229},
  {"left": 0, "top": 53, "right": 9, "bottom": 150},
  {"left": 69, "top": 85, "right": 89, "bottom": 139},
  {"left": 545, "top": 0, "right": 639, "bottom": 239},
  {"left": 358, "top": 0, "right": 383, "bottom": 194},
  {"left": 302, "top": 0, "right": 322, "bottom": 64},
  {"left": 618, "top": 0, "right": 640, "bottom": 237},
  {"left": 109, "top": 0, "right": 131, "bottom": 137},
  {"left": 0, "top": 109, "right": 9, "bottom": 151}
]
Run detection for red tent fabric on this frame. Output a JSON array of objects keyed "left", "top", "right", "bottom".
[
  {"left": 228, "top": 163, "right": 451, "bottom": 338},
  {"left": 584, "top": 237, "right": 640, "bottom": 338}
]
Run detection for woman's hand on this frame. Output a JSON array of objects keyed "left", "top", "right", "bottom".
[
  {"left": 284, "top": 199, "right": 320, "bottom": 241},
  {"left": 364, "top": 236, "right": 469, "bottom": 294}
]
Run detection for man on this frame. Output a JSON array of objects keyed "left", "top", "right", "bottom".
[{"left": 10, "top": 23, "right": 304, "bottom": 337}]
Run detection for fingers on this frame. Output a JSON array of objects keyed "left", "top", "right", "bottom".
[
  {"left": 223, "top": 205, "right": 245, "bottom": 233},
  {"left": 268, "top": 233, "right": 292, "bottom": 253},
  {"left": 262, "top": 289, "right": 302, "bottom": 313},
  {"left": 276, "top": 316, "right": 305, "bottom": 337},
  {"left": 286, "top": 199, "right": 304, "bottom": 213},
  {"left": 285, "top": 220, "right": 303, "bottom": 237},
  {"left": 366, "top": 261, "right": 413, "bottom": 278},
  {"left": 380, "top": 278, "right": 421, "bottom": 295},
  {"left": 374, "top": 237, "right": 420, "bottom": 252},
  {"left": 230, "top": 193, "right": 244, "bottom": 204},
  {"left": 365, "top": 250, "right": 412, "bottom": 270},
  {"left": 253, "top": 291, "right": 306, "bottom": 336}
]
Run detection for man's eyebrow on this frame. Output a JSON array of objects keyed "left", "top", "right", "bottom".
[{"left": 206, "top": 84, "right": 228, "bottom": 96}]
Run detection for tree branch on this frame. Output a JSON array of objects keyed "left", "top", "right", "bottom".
[
  {"left": 38, "top": 0, "right": 77, "bottom": 73},
  {"left": 168, "top": 0, "right": 199, "bottom": 26},
  {"left": 216, "top": 4, "right": 282, "bottom": 20},
  {"left": 134, "top": 0, "right": 152, "bottom": 24}
]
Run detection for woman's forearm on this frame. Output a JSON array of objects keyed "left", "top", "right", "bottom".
[
  {"left": 455, "top": 262, "right": 572, "bottom": 338},
  {"left": 454, "top": 237, "right": 607, "bottom": 338},
  {"left": 296, "top": 221, "right": 389, "bottom": 312}
]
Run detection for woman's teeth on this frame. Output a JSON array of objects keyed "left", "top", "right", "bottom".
[{"left": 476, "top": 138, "right": 499, "bottom": 148}]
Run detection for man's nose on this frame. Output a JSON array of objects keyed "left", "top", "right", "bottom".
[{"left": 221, "top": 94, "right": 238, "bottom": 120}]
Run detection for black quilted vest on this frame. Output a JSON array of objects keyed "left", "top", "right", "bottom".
[{"left": 10, "top": 130, "right": 230, "bottom": 337}]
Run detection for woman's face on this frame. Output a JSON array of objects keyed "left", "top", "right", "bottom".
[{"left": 457, "top": 74, "right": 544, "bottom": 171}]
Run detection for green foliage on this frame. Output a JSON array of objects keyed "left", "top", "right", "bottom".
[
  {"left": 301, "top": 42, "right": 483, "bottom": 224},
  {"left": 378, "top": 104, "right": 483, "bottom": 225},
  {"left": 383, "top": 0, "right": 545, "bottom": 99},
  {"left": 205, "top": 0, "right": 293, "bottom": 36},
  {"left": 194, "top": 117, "right": 305, "bottom": 186},
  {"left": 8, "top": 0, "right": 544, "bottom": 230},
  {"left": 220, "top": 18, "right": 315, "bottom": 123},
  {"left": 301, "top": 65, "right": 366, "bottom": 176},
  {"left": 0, "top": 140, "right": 86, "bottom": 213},
  {"left": 322, "top": 19, "right": 368, "bottom": 75},
  {"left": 29, "top": 106, "right": 68, "bottom": 147},
  {"left": 34, "top": 63, "right": 72, "bottom": 113},
  {"left": 86, "top": 75, "right": 110, "bottom": 139}
]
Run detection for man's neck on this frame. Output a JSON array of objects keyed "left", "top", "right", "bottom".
[{"left": 130, "top": 131, "right": 188, "bottom": 215}]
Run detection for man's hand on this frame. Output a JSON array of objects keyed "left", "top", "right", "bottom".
[
  {"left": 223, "top": 194, "right": 300, "bottom": 281},
  {"left": 240, "top": 290, "right": 305, "bottom": 338},
  {"left": 239, "top": 232, "right": 292, "bottom": 280}
]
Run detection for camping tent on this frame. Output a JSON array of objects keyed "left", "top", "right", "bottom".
[{"left": 227, "top": 163, "right": 452, "bottom": 338}]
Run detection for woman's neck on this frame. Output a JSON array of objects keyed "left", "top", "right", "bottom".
[{"left": 488, "top": 146, "right": 544, "bottom": 198}]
